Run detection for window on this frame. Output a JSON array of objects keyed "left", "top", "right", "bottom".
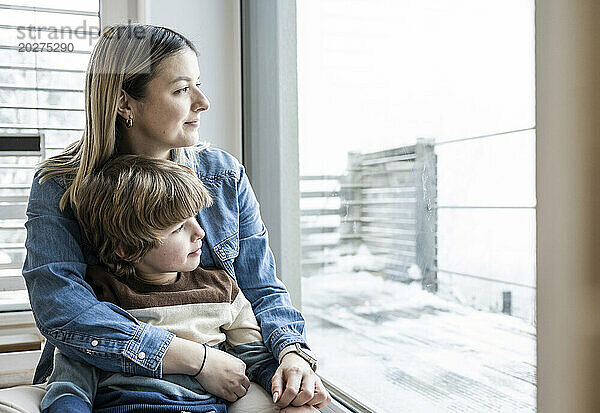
[
  {"left": 0, "top": 1, "right": 99, "bottom": 371},
  {"left": 297, "top": 1, "right": 536, "bottom": 411}
]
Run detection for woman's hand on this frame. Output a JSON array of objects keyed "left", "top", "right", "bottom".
[
  {"left": 280, "top": 406, "right": 322, "bottom": 413},
  {"left": 272, "top": 353, "right": 332, "bottom": 409},
  {"left": 195, "top": 346, "right": 250, "bottom": 402}
]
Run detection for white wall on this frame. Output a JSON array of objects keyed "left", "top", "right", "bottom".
[{"left": 101, "top": 0, "right": 242, "bottom": 159}]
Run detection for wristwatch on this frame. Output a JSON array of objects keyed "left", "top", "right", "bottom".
[{"left": 279, "top": 343, "right": 318, "bottom": 372}]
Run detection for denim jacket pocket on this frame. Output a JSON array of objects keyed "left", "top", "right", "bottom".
[{"left": 213, "top": 232, "right": 239, "bottom": 278}]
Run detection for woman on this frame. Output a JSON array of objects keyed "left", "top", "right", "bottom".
[{"left": 22, "top": 24, "right": 330, "bottom": 412}]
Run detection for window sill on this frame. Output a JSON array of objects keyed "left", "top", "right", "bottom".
[{"left": 321, "top": 376, "right": 376, "bottom": 413}]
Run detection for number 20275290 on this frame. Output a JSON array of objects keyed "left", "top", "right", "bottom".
[{"left": 18, "top": 42, "right": 74, "bottom": 52}]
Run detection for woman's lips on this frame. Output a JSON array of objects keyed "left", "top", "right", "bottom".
[{"left": 184, "top": 121, "right": 199, "bottom": 127}]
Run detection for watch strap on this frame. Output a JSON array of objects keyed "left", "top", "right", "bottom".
[{"left": 279, "top": 343, "right": 318, "bottom": 372}]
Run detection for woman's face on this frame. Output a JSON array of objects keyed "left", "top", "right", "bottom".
[{"left": 123, "top": 49, "right": 210, "bottom": 159}]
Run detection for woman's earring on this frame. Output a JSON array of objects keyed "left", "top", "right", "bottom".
[{"left": 126, "top": 115, "right": 134, "bottom": 129}]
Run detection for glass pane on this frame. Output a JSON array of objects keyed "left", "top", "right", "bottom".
[
  {"left": 0, "top": 68, "right": 32, "bottom": 84},
  {"left": 36, "top": 51, "right": 93, "bottom": 69},
  {"left": 44, "top": 129, "right": 81, "bottom": 149},
  {"left": 0, "top": 226, "right": 26, "bottom": 243},
  {"left": 0, "top": 48, "right": 91, "bottom": 70},
  {"left": 37, "top": 70, "right": 86, "bottom": 89},
  {"left": 0, "top": 27, "right": 98, "bottom": 54},
  {"left": 297, "top": 0, "right": 536, "bottom": 412},
  {"left": 37, "top": 108, "right": 85, "bottom": 129},
  {"left": 0, "top": 48, "right": 36, "bottom": 66},
  {"left": 0, "top": 9, "right": 99, "bottom": 38},
  {"left": 11, "top": 0, "right": 99, "bottom": 13},
  {"left": 0, "top": 1, "right": 98, "bottom": 304},
  {"left": 0, "top": 167, "right": 33, "bottom": 186},
  {"left": 0, "top": 108, "right": 37, "bottom": 124},
  {"left": 0, "top": 89, "right": 84, "bottom": 109}
]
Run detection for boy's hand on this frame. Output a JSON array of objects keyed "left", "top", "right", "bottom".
[
  {"left": 272, "top": 353, "right": 331, "bottom": 409},
  {"left": 195, "top": 346, "right": 250, "bottom": 402}
]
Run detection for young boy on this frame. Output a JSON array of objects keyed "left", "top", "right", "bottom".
[{"left": 40, "top": 155, "right": 283, "bottom": 413}]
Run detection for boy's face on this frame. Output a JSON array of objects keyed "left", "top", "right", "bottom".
[{"left": 135, "top": 216, "right": 205, "bottom": 276}]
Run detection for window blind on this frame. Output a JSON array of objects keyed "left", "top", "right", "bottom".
[{"left": 0, "top": 0, "right": 100, "bottom": 309}]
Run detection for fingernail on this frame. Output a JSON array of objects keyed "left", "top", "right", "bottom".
[{"left": 272, "top": 391, "right": 279, "bottom": 403}]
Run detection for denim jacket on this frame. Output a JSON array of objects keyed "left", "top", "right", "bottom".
[{"left": 23, "top": 147, "right": 307, "bottom": 383}]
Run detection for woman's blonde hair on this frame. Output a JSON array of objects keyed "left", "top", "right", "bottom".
[
  {"left": 38, "top": 24, "right": 206, "bottom": 211},
  {"left": 76, "top": 155, "right": 212, "bottom": 278}
]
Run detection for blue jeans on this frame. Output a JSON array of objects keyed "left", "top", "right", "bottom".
[{"left": 43, "top": 351, "right": 227, "bottom": 413}]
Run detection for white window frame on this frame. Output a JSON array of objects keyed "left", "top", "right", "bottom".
[
  {"left": 0, "top": 2, "right": 98, "bottom": 301},
  {"left": 0, "top": 0, "right": 100, "bottom": 385},
  {"left": 240, "top": 2, "right": 360, "bottom": 412},
  {"left": 240, "top": 0, "right": 302, "bottom": 307}
]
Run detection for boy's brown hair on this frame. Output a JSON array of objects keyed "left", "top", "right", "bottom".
[{"left": 74, "top": 155, "right": 212, "bottom": 277}]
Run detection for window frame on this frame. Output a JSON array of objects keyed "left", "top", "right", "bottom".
[
  {"left": 0, "top": 2, "right": 98, "bottom": 301},
  {"left": 240, "top": 1, "right": 363, "bottom": 411},
  {"left": 240, "top": 0, "right": 302, "bottom": 307}
]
